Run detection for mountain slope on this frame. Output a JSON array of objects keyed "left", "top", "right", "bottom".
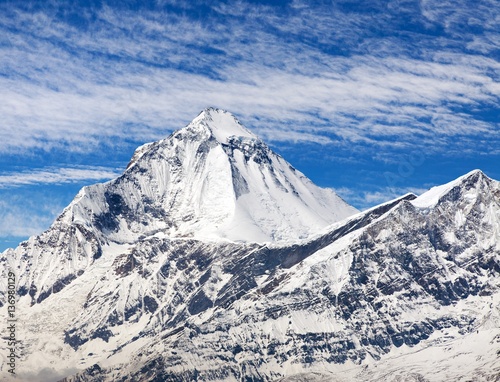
[
  {"left": 0, "top": 108, "right": 498, "bottom": 381},
  {"left": 0, "top": 108, "right": 359, "bottom": 381},
  {"left": 0, "top": 108, "right": 357, "bottom": 309},
  {"left": 60, "top": 170, "right": 499, "bottom": 382},
  {"left": 98, "top": 107, "right": 358, "bottom": 243}
]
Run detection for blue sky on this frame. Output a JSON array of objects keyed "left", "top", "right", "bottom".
[{"left": 0, "top": 0, "right": 499, "bottom": 251}]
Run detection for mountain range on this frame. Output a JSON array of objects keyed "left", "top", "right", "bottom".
[{"left": 0, "top": 108, "right": 498, "bottom": 382}]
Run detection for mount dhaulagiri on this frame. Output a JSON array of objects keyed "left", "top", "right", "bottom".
[{"left": 0, "top": 109, "right": 498, "bottom": 382}]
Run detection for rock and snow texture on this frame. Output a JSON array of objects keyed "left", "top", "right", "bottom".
[
  {"left": 0, "top": 109, "right": 498, "bottom": 381},
  {"left": 0, "top": 108, "right": 357, "bottom": 309},
  {"left": 102, "top": 107, "right": 358, "bottom": 244}
]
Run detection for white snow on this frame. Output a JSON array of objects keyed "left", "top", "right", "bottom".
[
  {"left": 1, "top": 111, "right": 498, "bottom": 382},
  {"left": 63, "top": 107, "right": 358, "bottom": 245},
  {"left": 411, "top": 169, "right": 483, "bottom": 208},
  {"left": 191, "top": 108, "right": 257, "bottom": 143}
]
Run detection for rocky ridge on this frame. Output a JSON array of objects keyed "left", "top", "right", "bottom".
[{"left": 0, "top": 110, "right": 498, "bottom": 382}]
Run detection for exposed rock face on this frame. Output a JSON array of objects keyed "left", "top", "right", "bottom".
[
  {"left": 0, "top": 109, "right": 498, "bottom": 382},
  {"left": 0, "top": 108, "right": 357, "bottom": 313},
  {"left": 69, "top": 170, "right": 497, "bottom": 382}
]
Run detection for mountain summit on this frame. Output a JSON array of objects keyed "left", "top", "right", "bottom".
[
  {"left": 186, "top": 107, "right": 259, "bottom": 144},
  {"left": 80, "top": 107, "right": 358, "bottom": 244},
  {"left": 2, "top": 108, "right": 358, "bottom": 308}
]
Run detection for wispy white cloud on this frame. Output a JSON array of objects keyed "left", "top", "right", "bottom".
[
  {"left": 0, "top": 165, "right": 121, "bottom": 240},
  {"left": 0, "top": 1, "right": 498, "bottom": 155},
  {"left": 0, "top": 196, "right": 64, "bottom": 238},
  {"left": 334, "top": 186, "right": 429, "bottom": 210},
  {"left": 420, "top": 0, "right": 500, "bottom": 37},
  {"left": 0, "top": 166, "right": 121, "bottom": 188},
  {"left": 1, "top": 54, "right": 497, "bottom": 152}
]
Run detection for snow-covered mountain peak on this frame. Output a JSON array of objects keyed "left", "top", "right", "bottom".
[
  {"left": 65, "top": 110, "right": 359, "bottom": 245},
  {"left": 412, "top": 169, "right": 494, "bottom": 209},
  {"left": 127, "top": 109, "right": 258, "bottom": 170},
  {"left": 183, "top": 107, "right": 258, "bottom": 144}
]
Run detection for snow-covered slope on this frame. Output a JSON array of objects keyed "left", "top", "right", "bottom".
[
  {"left": 0, "top": 108, "right": 498, "bottom": 382},
  {"left": 84, "top": 107, "right": 357, "bottom": 244},
  {"left": 0, "top": 108, "right": 357, "bottom": 308},
  {"left": 59, "top": 170, "right": 499, "bottom": 382}
]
